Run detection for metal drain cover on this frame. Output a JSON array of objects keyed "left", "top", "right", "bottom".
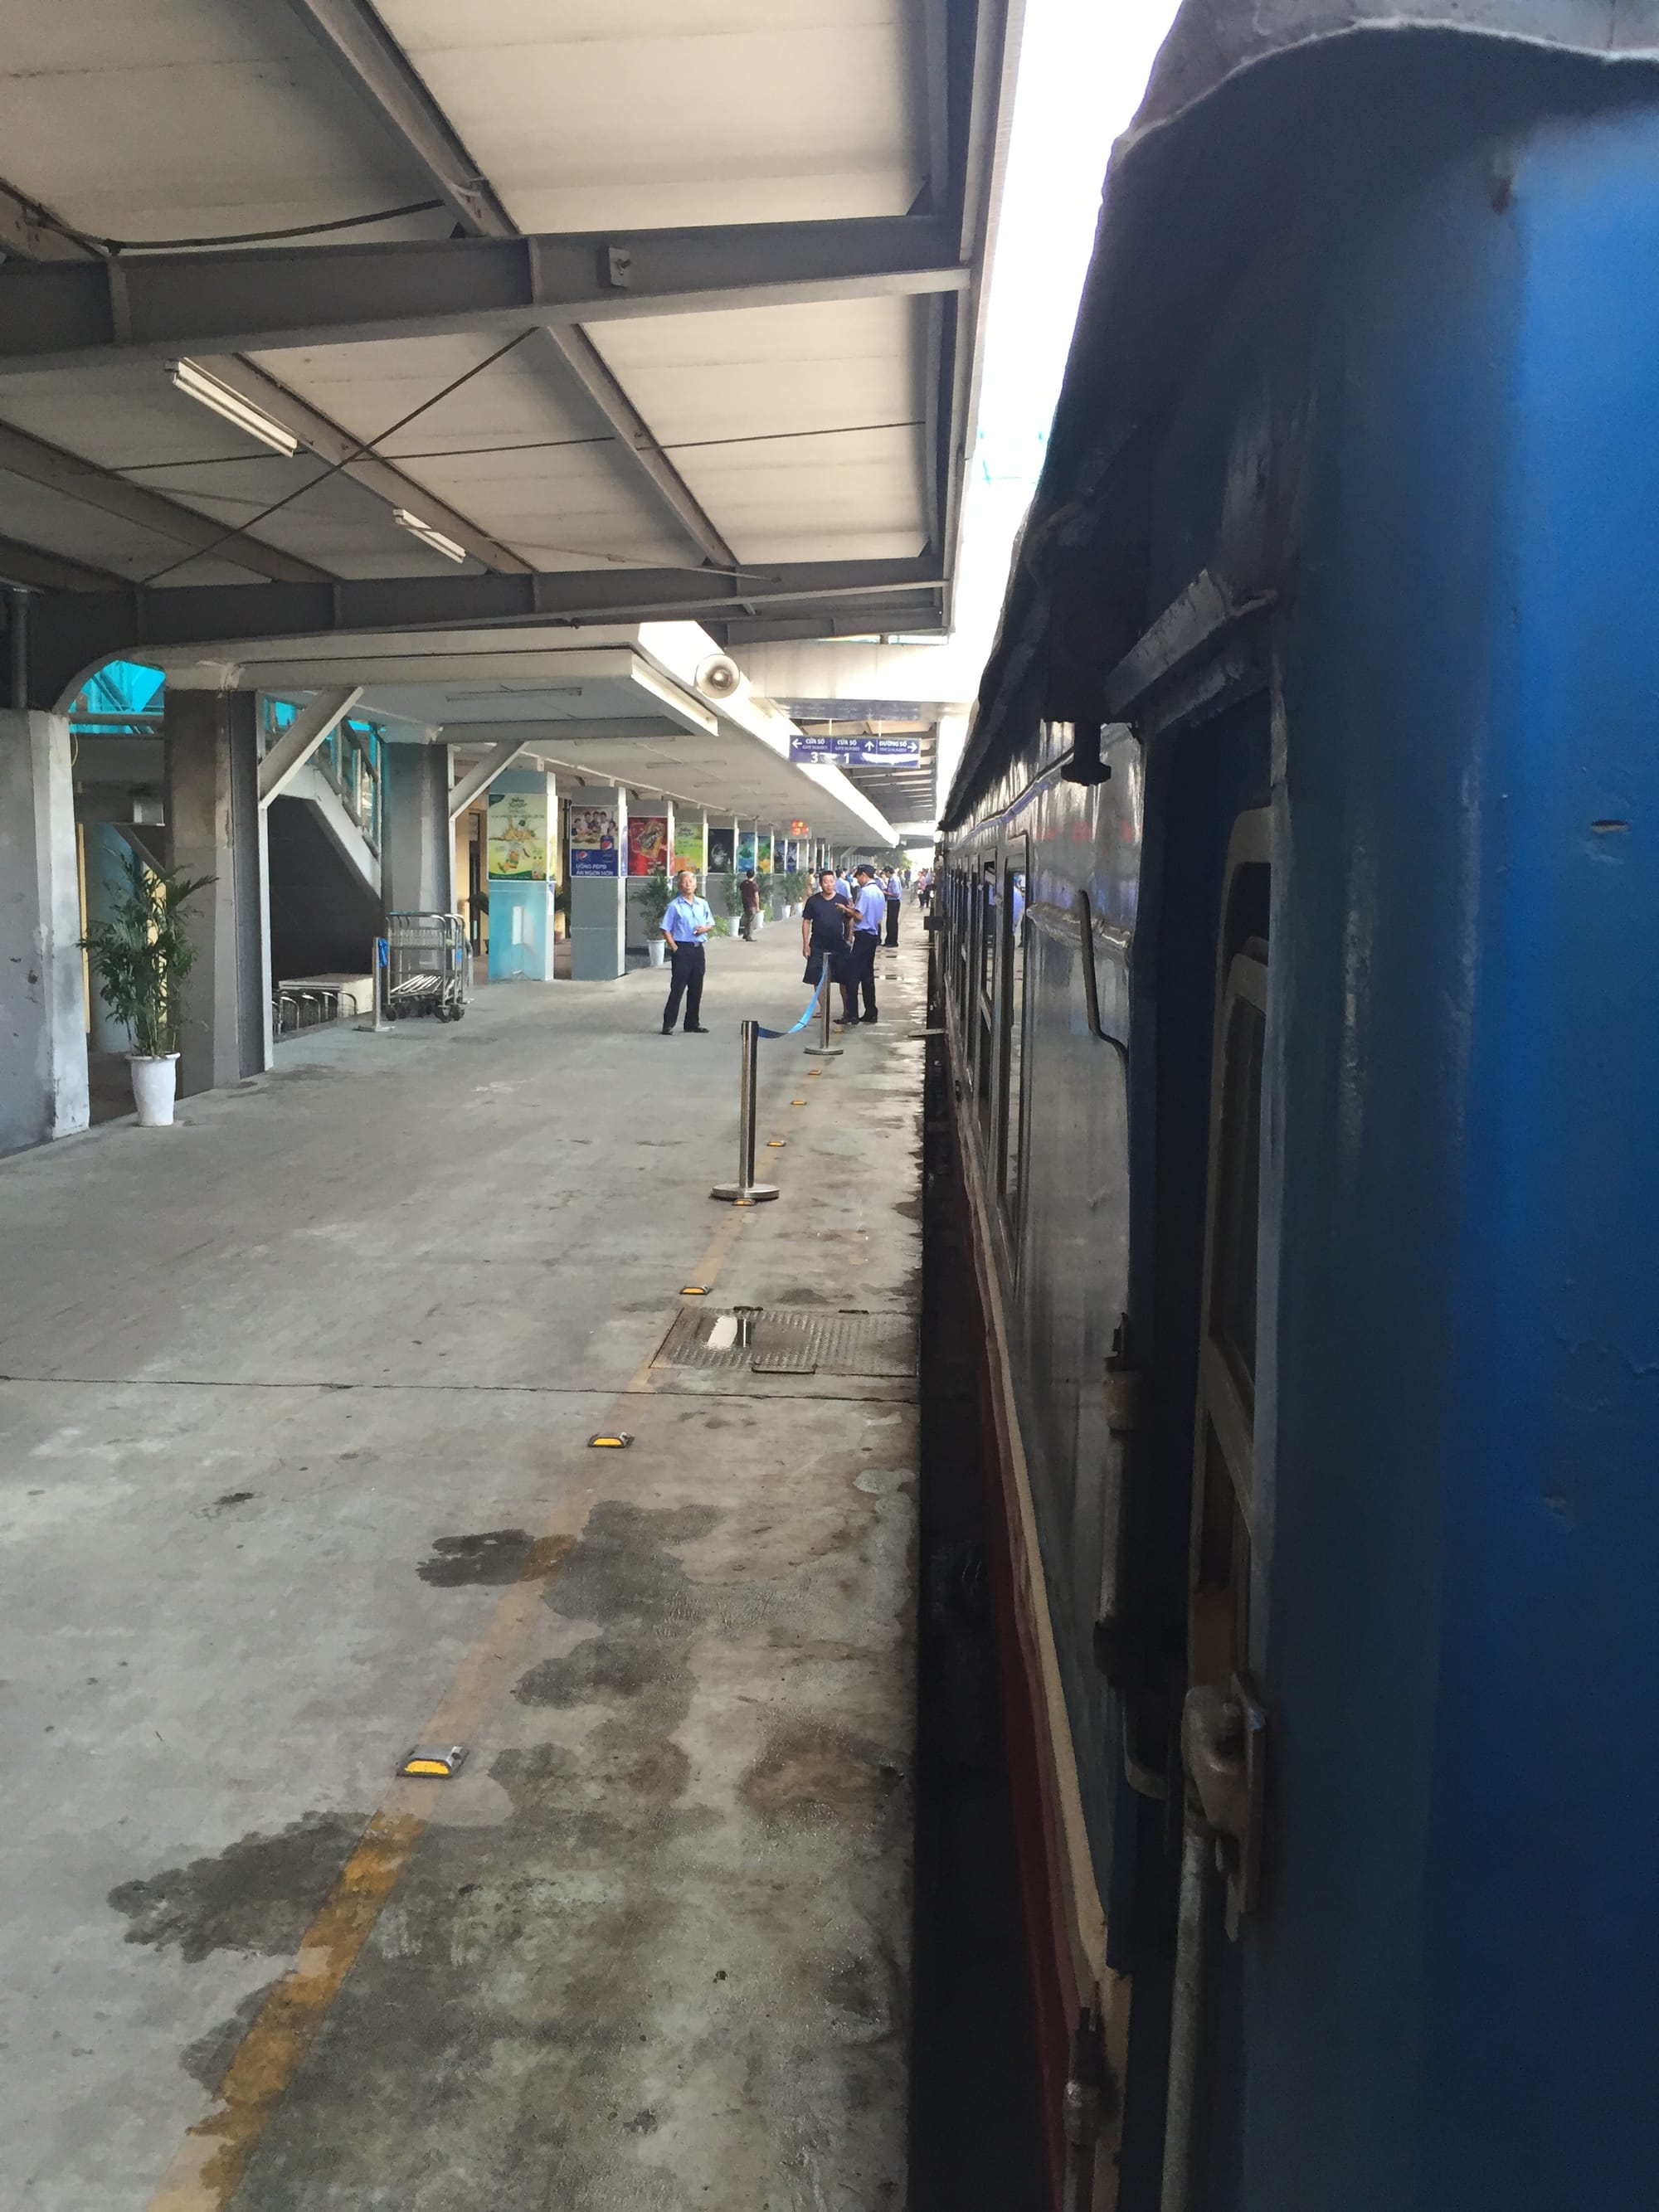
[{"left": 654, "top": 1305, "right": 917, "bottom": 1378}]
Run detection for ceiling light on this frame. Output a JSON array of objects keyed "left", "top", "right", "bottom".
[
  {"left": 394, "top": 509, "right": 467, "bottom": 563},
  {"left": 170, "top": 360, "right": 299, "bottom": 456}
]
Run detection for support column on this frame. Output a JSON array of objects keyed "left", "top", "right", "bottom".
[
  {"left": 625, "top": 797, "right": 672, "bottom": 954},
  {"left": 165, "top": 691, "right": 264, "bottom": 1099},
  {"left": 0, "top": 708, "right": 86, "bottom": 1153},
  {"left": 567, "top": 784, "right": 627, "bottom": 980},
  {"left": 383, "top": 741, "right": 455, "bottom": 916},
  {"left": 487, "top": 767, "right": 557, "bottom": 981}
]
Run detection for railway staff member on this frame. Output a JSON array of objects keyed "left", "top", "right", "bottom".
[
  {"left": 883, "top": 868, "right": 902, "bottom": 946},
  {"left": 659, "top": 868, "right": 714, "bottom": 1035},
  {"left": 849, "top": 865, "right": 886, "bottom": 1023}
]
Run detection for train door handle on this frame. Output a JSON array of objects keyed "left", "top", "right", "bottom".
[{"left": 1180, "top": 1678, "right": 1267, "bottom": 1933}]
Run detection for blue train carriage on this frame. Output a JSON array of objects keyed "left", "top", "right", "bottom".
[{"left": 940, "top": 6, "right": 1659, "bottom": 2208}]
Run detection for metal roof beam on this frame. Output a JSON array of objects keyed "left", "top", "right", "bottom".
[
  {"left": 0, "top": 532, "right": 124, "bottom": 592},
  {"left": 0, "top": 218, "right": 968, "bottom": 372},
  {"left": 29, "top": 557, "right": 946, "bottom": 708},
  {"left": 0, "top": 420, "right": 332, "bottom": 585},
  {"left": 278, "top": 0, "right": 737, "bottom": 571}
]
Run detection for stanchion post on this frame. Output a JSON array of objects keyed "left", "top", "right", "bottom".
[
  {"left": 711, "top": 1018, "right": 781, "bottom": 1203},
  {"left": 364, "top": 937, "right": 390, "bottom": 1032},
  {"left": 801, "top": 968, "right": 843, "bottom": 1058}
]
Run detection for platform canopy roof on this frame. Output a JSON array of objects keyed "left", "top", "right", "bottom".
[{"left": 0, "top": 0, "right": 1023, "bottom": 737}]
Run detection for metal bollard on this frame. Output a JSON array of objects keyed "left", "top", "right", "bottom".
[
  {"left": 711, "top": 1019, "right": 781, "bottom": 1203},
  {"left": 362, "top": 938, "right": 390, "bottom": 1032},
  {"left": 801, "top": 968, "right": 844, "bottom": 1058}
]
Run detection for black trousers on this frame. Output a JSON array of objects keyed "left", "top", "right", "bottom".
[
  {"left": 884, "top": 896, "right": 901, "bottom": 946},
  {"left": 851, "top": 931, "right": 879, "bottom": 1017},
  {"left": 663, "top": 942, "right": 705, "bottom": 1028}
]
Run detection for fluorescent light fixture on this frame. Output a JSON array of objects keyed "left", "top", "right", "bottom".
[
  {"left": 170, "top": 360, "right": 299, "bottom": 456},
  {"left": 394, "top": 508, "right": 467, "bottom": 563}
]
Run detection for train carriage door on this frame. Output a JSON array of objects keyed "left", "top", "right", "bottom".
[
  {"left": 1161, "top": 811, "right": 1272, "bottom": 2212},
  {"left": 976, "top": 858, "right": 999, "bottom": 1131}
]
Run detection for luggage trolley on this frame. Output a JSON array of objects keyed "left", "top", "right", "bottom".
[{"left": 384, "top": 911, "right": 471, "bottom": 1023}]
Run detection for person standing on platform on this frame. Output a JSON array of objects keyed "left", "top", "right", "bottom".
[
  {"left": 659, "top": 868, "right": 714, "bottom": 1035},
  {"left": 883, "top": 868, "right": 902, "bottom": 947},
  {"left": 801, "top": 868, "right": 853, "bottom": 1016},
  {"left": 850, "top": 865, "right": 886, "bottom": 1023},
  {"left": 739, "top": 869, "right": 761, "bottom": 942},
  {"left": 832, "top": 867, "right": 852, "bottom": 903}
]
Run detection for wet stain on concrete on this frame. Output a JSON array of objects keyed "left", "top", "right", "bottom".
[
  {"left": 740, "top": 1720, "right": 905, "bottom": 1832},
  {"left": 108, "top": 1813, "right": 363, "bottom": 1964},
  {"left": 513, "top": 1633, "right": 685, "bottom": 1709},
  {"left": 418, "top": 1529, "right": 577, "bottom": 1587},
  {"left": 201, "top": 1490, "right": 255, "bottom": 1516},
  {"left": 181, "top": 1981, "right": 280, "bottom": 2088},
  {"left": 225, "top": 1500, "right": 731, "bottom": 2210}
]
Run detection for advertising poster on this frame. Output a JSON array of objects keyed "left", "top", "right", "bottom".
[
  {"left": 568, "top": 802, "right": 620, "bottom": 878},
  {"left": 757, "top": 836, "right": 773, "bottom": 874},
  {"left": 737, "top": 831, "right": 757, "bottom": 873},
  {"left": 708, "top": 828, "right": 735, "bottom": 873},
  {"left": 627, "top": 815, "right": 669, "bottom": 877},
  {"left": 487, "top": 789, "right": 548, "bottom": 881},
  {"left": 672, "top": 819, "right": 706, "bottom": 875}
]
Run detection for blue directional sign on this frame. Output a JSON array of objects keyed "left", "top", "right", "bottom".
[{"left": 789, "top": 736, "right": 921, "bottom": 767}]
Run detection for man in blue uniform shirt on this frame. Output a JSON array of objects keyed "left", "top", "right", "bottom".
[
  {"left": 659, "top": 868, "right": 714, "bottom": 1034},
  {"left": 849, "top": 864, "right": 886, "bottom": 1023}
]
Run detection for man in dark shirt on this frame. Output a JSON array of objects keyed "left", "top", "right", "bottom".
[
  {"left": 739, "top": 869, "right": 761, "bottom": 941},
  {"left": 800, "top": 868, "right": 854, "bottom": 1020}
]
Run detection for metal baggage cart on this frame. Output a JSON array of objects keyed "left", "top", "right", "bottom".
[{"left": 384, "top": 911, "right": 471, "bottom": 1022}]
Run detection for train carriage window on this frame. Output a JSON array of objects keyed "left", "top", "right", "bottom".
[{"left": 1001, "top": 848, "right": 1029, "bottom": 1215}]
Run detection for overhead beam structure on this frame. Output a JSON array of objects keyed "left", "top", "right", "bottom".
[
  {"left": 0, "top": 419, "right": 331, "bottom": 586},
  {"left": 446, "top": 737, "right": 528, "bottom": 820},
  {"left": 256, "top": 684, "right": 364, "bottom": 805},
  {"left": 277, "top": 0, "right": 737, "bottom": 569},
  {"left": 0, "top": 217, "right": 969, "bottom": 372},
  {"left": 28, "top": 557, "right": 946, "bottom": 709}
]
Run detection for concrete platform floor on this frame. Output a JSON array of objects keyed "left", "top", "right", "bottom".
[{"left": 0, "top": 927, "right": 929, "bottom": 2211}]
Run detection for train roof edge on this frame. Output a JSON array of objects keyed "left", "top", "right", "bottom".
[{"left": 946, "top": 0, "right": 1659, "bottom": 830}]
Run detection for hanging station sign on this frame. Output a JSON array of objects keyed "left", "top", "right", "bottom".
[{"left": 788, "top": 736, "right": 921, "bottom": 767}]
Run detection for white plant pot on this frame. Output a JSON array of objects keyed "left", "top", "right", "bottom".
[
  {"left": 129, "top": 1052, "right": 179, "bottom": 1128},
  {"left": 648, "top": 938, "right": 667, "bottom": 967}
]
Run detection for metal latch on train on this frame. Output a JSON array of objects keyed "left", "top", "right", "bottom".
[{"left": 1182, "top": 1677, "right": 1267, "bottom": 1934}]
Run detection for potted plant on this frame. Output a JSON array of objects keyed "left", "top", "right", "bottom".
[
  {"left": 80, "top": 852, "right": 213, "bottom": 1127},
  {"left": 640, "top": 867, "right": 671, "bottom": 965}
]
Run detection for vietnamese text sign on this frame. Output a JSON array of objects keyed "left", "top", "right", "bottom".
[
  {"left": 788, "top": 737, "right": 921, "bottom": 766},
  {"left": 568, "top": 801, "right": 620, "bottom": 878}
]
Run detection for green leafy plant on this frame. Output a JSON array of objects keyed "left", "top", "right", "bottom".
[
  {"left": 79, "top": 853, "right": 213, "bottom": 1058},
  {"left": 781, "top": 869, "right": 809, "bottom": 906}
]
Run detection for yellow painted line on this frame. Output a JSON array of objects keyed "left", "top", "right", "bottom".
[{"left": 147, "top": 1159, "right": 771, "bottom": 2202}]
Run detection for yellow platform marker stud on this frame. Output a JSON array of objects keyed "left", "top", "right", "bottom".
[
  {"left": 586, "top": 1432, "right": 633, "bottom": 1449},
  {"left": 396, "top": 1744, "right": 468, "bottom": 1779}
]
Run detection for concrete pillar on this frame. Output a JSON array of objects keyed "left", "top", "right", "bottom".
[
  {"left": 0, "top": 708, "right": 87, "bottom": 1154},
  {"left": 165, "top": 691, "right": 265, "bottom": 1098},
  {"left": 567, "top": 783, "right": 627, "bottom": 980},
  {"left": 672, "top": 809, "right": 706, "bottom": 879},
  {"left": 625, "top": 797, "right": 672, "bottom": 954},
  {"left": 486, "top": 768, "right": 557, "bottom": 981},
  {"left": 382, "top": 741, "right": 454, "bottom": 916}
]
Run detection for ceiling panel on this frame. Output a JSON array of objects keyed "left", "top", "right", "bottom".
[
  {"left": 0, "top": 0, "right": 439, "bottom": 243},
  {"left": 375, "top": 0, "right": 926, "bottom": 231}
]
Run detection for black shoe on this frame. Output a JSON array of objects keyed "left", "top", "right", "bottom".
[
  {"left": 684, "top": 1023, "right": 710, "bottom": 1033},
  {"left": 661, "top": 1025, "right": 675, "bottom": 1036},
  {"left": 861, "top": 1012, "right": 879, "bottom": 1023}
]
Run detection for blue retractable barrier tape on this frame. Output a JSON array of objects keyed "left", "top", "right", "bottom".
[{"left": 756, "top": 971, "right": 828, "bottom": 1041}]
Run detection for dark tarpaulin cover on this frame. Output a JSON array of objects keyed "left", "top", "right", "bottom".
[{"left": 949, "top": 0, "right": 1659, "bottom": 821}]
